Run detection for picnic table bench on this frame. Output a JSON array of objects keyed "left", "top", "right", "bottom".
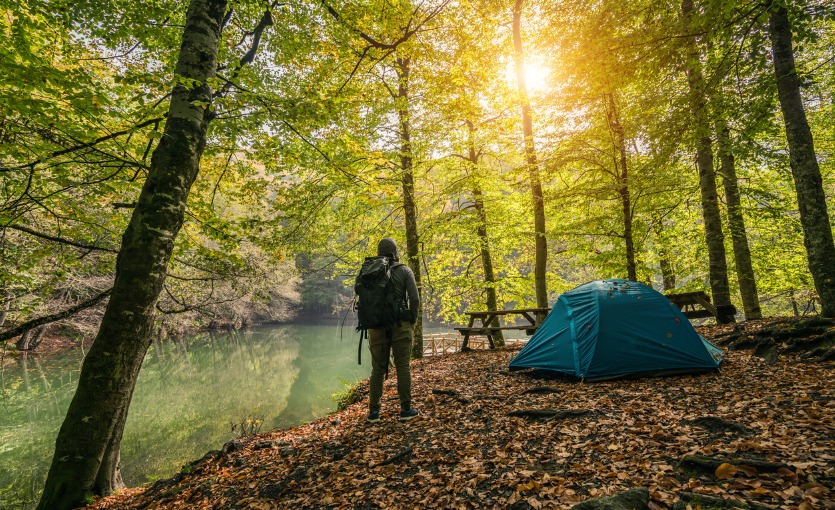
[
  {"left": 666, "top": 291, "right": 736, "bottom": 323},
  {"left": 454, "top": 308, "right": 550, "bottom": 351}
]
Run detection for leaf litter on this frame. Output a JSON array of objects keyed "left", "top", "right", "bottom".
[{"left": 88, "top": 319, "right": 834, "bottom": 509}]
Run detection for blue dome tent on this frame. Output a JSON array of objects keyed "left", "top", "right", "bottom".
[{"left": 509, "top": 280, "right": 722, "bottom": 381}]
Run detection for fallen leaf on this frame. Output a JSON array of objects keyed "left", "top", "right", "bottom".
[{"left": 715, "top": 463, "right": 738, "bottom": 479}]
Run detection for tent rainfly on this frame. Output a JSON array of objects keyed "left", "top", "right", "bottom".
[{"left": 509, "top": 279, "right": 722, "bottom": 381}]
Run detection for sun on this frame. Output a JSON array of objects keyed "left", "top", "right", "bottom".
[{"left": 505, "top": 57, "right": 551, "bottom": 92}]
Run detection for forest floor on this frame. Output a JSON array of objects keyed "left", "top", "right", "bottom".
[{"left": 87, "top": 317, "right": 834, "bottom": 510}]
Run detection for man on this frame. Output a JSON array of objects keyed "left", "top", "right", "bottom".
[{"left": 367, "top": 237, "right": 420, "bottom": 423}]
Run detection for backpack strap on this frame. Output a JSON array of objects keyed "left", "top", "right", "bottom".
[
  {"left": 357, "top": 328, "right": 366, "bottom": 365},
  {"left": 388, "top": 262, "right": 409, "bottom": 324}
]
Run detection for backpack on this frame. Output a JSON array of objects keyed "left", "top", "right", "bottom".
[{"left": 354, "top": 256, "right": 407, "bottom": 364}]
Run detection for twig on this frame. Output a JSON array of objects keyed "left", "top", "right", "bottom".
[
  {"left": 372, "top": 447, "right": 413, "bottom": 468},
  {"left": 0, "top": 117, "right": 163, "bottom": 172},
  {"left": 6, "top": 224, "right": 119, "bottom": 253}
]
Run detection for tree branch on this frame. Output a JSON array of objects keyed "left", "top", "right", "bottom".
[
  {"left": 321, "top": 0, "right": 450, "bottom": 50},
  {"left": 214, "top": 8, "right": 274, "bottom": 100},
  {"left": 5, "top": 224, "right": 119, "bottom": 253},
  {"left": 0, "top": 117, "right": 163, "bottom": 173},
  {"left": 0, "top": 289, "right": 112, "bottom": 342}
]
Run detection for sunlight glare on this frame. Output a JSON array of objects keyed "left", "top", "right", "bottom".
[{"left": 506, "top": 57, "right": 550, "bottom": 92}]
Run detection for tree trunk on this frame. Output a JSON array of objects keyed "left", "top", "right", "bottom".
[
  {"left": 653, "top": 220, "right": 677, "bottom": 291},
  {"left": 512, "top": 0, "right": 548, "bottom": 310},
  {"left": 604, "top": 93, "right": 637, "bottom": 281},
  {"left": 790, "top": 289, "right": 799, "bottom": 317},
  {"left": 0, "top": 291, "right": 11, "bottom": 328},
  {"left": 659, "top": 252, "right": 676, "bottom": 292},
  {"left": 717, "top": 125, "right": 762, "bottom": 320},
  {"left": 23, "top": 325, "right": 47, "bottom": 350},
  {"left": 467, "top": 121, "right": 504, "bottom": 346},
  {"left": 394, "top": 57, "right": 424, "bottom": 359},
  {"left": 681, "top": 0, "right": 735, "bottom": 324},
  {"left": 37, "top": 1, "right": 226, "bottom": 508},
  {"left": 15, "top": 329, "right": 33, "bottom": 351},
  {"left": 768, "top": 3, "right": 835, "bottom": 318}
]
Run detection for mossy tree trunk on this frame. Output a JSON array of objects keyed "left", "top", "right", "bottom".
[
  {"left": 512, "top": 0, "right": 548, "bottom": 311},
  {"left": 768, "top": 2, "right": 835, "bottom": 318},
  {"left": 681, "top": 0, "right": 735, "bottom": 323},
  {"left": 36, "top": 1, "right": 226, "bottom": 508},
  {"left": 394, "top": 57, "right": 424, "bottom": 359},
  {"left": 717, "top": 124, "right": 762, "bottom": 320}
]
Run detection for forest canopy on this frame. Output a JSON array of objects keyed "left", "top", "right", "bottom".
[{"left": 1, "top": 0, "right": 834, "bottom": 337}]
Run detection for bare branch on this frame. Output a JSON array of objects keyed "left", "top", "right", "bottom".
[
  {"left": 214, "top": 9, "right": 274, "bottom": 100},
  {"left": 0, "top": 117, "right": 163, "bottom": 173},
  {"left": 0, "top": 289, "right": 112, "bottom": 342},
  {"left": 321, "top": 0, "right": 450, "bottom": 50},
  {"left": 4, "top": 224, "right": 119, "bottom": 253}
]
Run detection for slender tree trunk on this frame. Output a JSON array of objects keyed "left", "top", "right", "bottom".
[
  {"left": 512, "top": 0, "right": 548, "bottom": 310},
  {"left": 0, "top": 291, "right": 11, "bottom": 327},
  {"left": 659, "top": 253, "right": 676, "bottom": 292},
  {"left": 653, "top": 218, "right": 677, "bottom": 291},
  {"left": 37, "top": 1, "right": 226, "bottom": 508},
  {"left": 769, "top": 3, "right": 835, "bottom": 318},
  {"left": 604, "top": 93, "right": 637, "bottom": 281},
  {"left": 467, "top": 121, "right": 503, "bottom": 346},
  {"left": 681, "top": 0, "right": 735, "bottom": 323},
  {"left": 717, "top": 125, "right": 762, "bottom": 319},
  {"left": 394, "top": 57, "right": 423, "bottom": 359},
  {"left": 790, "top": 289, "right": 799, "bottom": 317}
]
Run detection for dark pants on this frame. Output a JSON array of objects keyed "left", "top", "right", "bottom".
[{"left": 368, "top": 322, "right": 413, "bottom": 412}]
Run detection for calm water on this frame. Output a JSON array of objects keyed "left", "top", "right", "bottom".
[{"left": 0, "top": 324, "right": 371, "bottom": 509}]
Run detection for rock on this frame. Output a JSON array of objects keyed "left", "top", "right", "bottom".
[
  {"left": 753, "top": 341, "right": 779, "bottom": 364},
  {"left": 570, "top": 487, "right": 649, "bottom": 510},
  {"left": 222, "top": 439, "right": 245, "bottom": 454}
]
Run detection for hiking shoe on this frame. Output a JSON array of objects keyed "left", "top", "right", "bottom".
[
  {"left": 399, "top": 409, "right": 419, "bottom": 422},
  {"left": 367, "top": 411, "right": 381, "bottom": 423}
]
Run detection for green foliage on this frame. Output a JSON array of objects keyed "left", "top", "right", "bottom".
[
  {"left": 2, "top": 0, "right": 834, "bottom": 339},
  {"left": 331, "top": 378, "right": 362, "bottom": 412}
]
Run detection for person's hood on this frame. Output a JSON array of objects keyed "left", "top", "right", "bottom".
[{"left": 377, "top": 237, "right": 400, "bottom": 261}]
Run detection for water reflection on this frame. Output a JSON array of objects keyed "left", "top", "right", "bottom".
[{"left": 0, "top": 324, "right": 367, "bottom": 509}]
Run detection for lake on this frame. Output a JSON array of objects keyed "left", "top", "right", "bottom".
[{"left": 0, "top": 324, "right": 377, "bottom": 509}]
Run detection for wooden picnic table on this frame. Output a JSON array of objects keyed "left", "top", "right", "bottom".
[
  {"left": 454, "top": 308, "right": 550, "bottom": 351},
  {"left": 666, "top": 291, "right": 736, "bottom": 323}
]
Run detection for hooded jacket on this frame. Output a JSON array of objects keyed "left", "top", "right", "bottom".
[{"left": 377, "top": 238, "right": 420, "bottom": 323}]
